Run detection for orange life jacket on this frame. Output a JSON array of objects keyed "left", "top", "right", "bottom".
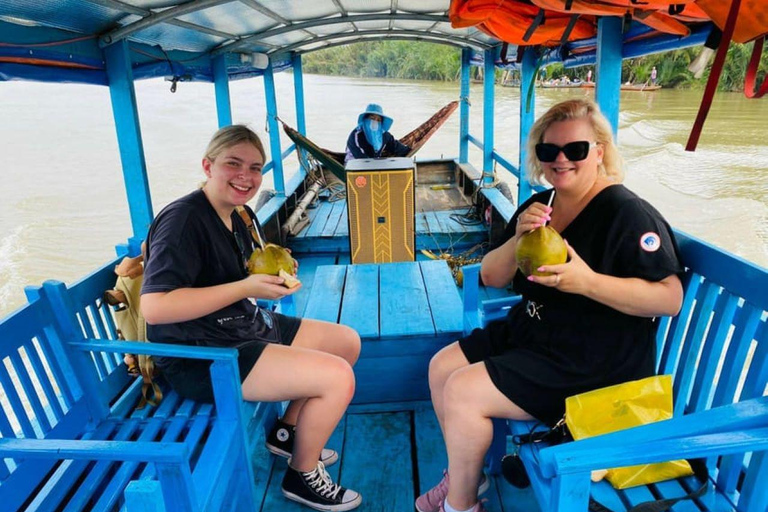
[
  {"left": 450, "top": 0, "right": 596, "bottom": 47},
  {"left": 695, "top": 0, "right": 768, "bottom": 43}
]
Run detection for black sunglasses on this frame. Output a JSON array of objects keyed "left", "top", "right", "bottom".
[{"left": 535, "top": 141, "right": 597, "bottom": 163}]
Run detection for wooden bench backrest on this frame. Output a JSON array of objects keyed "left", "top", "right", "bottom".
[
  {"left": 0, "top": 289, "right": 89, "bottom": 511},
  {"left": 657, "top": 232, "right": 768, "bottom": 506}
]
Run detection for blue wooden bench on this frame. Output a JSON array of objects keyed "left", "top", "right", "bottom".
[
  {"left": 0, "top": 251, "right": 280, "bottom": 512},
  {"left": 462, "top": 230, "right": 768, "bottom": 512}
]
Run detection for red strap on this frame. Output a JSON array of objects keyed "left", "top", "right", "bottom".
[
  {"left": 744, "top": 36, "right": 768, "bottom": 99},
  {"left": 685, "top": 0, "right": 742, "bottom": 152}
]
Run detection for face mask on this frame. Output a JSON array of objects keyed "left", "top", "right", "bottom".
[{"left": 363, "top": 117, "right": 384, "bottom": 153}]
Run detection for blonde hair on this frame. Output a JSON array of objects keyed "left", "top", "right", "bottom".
[
  {"left": 204, "top": 124, "right": 265, "bottom": 163},
  {"left": 526, "top": 99, "right": 623, "bottom": 185}
]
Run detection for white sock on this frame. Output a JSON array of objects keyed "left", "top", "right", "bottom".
[{"left": 444, "top": 499, "right": 475, "bottom": 512}]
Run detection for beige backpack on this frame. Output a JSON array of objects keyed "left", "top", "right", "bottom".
[{"left": 104, "top": 254, "right": 162, "bottom": 408}]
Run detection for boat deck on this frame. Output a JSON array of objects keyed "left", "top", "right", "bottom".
[
  {"left": 251, "top": 401, "right": 540, "bottom": 512},
  {"left": 288, "top": 197, "right": 486, "bottom": 254}
]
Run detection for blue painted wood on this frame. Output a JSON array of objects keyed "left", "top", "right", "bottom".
[
  {"left": 483, "top": 47, "right": 496, "bottom": 179},
  {"left": 293, "top": 254, "right": 338, "bottom": 316},
  {"left": 305, "top": 200, "right": 334, "bottom": 237},
  {"left": 292, "top": 54, "right": 306, "bottom": 135},
  {"left": 104, "top": 40, "right": 153, "bottom": 240},
  {"left": 302, "top": 265, "right": 346, "bottom": 323},
  {"left": 519, "top": 46, "right": 536, "bottom": 205},
  {"left": 125, "top": 480, "right": 166, "bottom": 512},
  {"left": 595, "top": 17, "right": 623, "bottom": 137},
  {"left": 420, "top": 260, "right": 463, "bottom": 335},
  {"left": 460, "top": 47, "right": 471, "bottom": 163},
  {"left": 339, "top": 264, "right": 380, "bottom": 339},
  {"left": 263, "top": 60, "right": 284, "bottom": 194},
  {"left": 343, "top": 411, "right": 414, "bottom": 510},
  {"left": 336, "top": 203, "right": 349, "bottom": 236},
  {"left": 379, "top": 262, "right": 434, "bottom": 337},
  {"left": 212, "top": 55, "right": 231, "bottom": 128},
  {"left": 323, "top": 200, "right": 345, "bottom": 237}
]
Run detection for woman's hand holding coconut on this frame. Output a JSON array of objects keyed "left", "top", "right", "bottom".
[
  {"left": 528, "top": 239, "right": 596, "bottom": 293},
  {"left": 242, "top": 273, "right": 301, "bottom": 300}
]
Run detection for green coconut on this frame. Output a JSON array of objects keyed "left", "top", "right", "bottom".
[
  {"left": 247, "top": 243, "right": 295, "bottom": 276},
  {"left": 515, "top": 226, "right": 567, "bottom": 277}
]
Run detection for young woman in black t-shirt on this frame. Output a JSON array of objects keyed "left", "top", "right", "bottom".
[
  {"left": 142, "top": 125, "right": 362, "bottom": 511},
  {"left": 416, "top": 99, "right": 684, "bottom": 512}
]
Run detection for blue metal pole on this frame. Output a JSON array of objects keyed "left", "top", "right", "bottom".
[
  {"left": 482, "top": 47, "right": 496, "bottom": 185},
  {"left": 595, "top": 16, "right": 623, "bottom": 138},
  {"left": 212, "top": 54, "right": 232, "bottom": 128},
  {"left": 459, "top": 48, "right": 471, "bottom": 164},
  {"left": 292, "top": 54, "right": 307, "bottom": 136},
  {"left": 104, "top": 40, "right": 153, "bottom": 242},
  {"left": 518, "top": 48, "right": 537, "bottom": 204},
  {"left": 263, "top": 59, "right": 285, "bottom": 195}
]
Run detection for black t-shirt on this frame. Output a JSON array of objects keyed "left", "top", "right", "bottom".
[
  {"left": 497, "top": 184, "right": 683, "bottom": 381},
  {"left": 142, "top": 189, "right": 262, "bottom": 349}
]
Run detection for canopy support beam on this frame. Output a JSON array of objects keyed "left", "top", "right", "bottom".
[
  {"left": 213, "top": 54, "right": 232, "bottom": 128},
  {"left": 104, "top": 39, "right": 153, "bottom": 243},
  {"left": 595, "top": 17, "right": 623, "bottom": 137},
  {"left": 459, "top": 48, "right": 471, "bottom": 164},
  {"left": 518, "top": 48, "right": 537, "bottom": 204},
  {"left": 292, "top": 54, "right": 306, "bottom": 136},
  {"left": 263, "top": 58, "right": 285, "bottom": 194}
]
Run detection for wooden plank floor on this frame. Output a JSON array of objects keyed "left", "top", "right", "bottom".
[
  {"left": 250, "top": 401, "right": 541, "bottom": 512},
  {"left": 289, "top": 197, "right": 486, "bottom": 253}
]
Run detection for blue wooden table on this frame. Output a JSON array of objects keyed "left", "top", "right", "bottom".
[{"left": 301, "top": 259, "right": 464, "bottom": 403}]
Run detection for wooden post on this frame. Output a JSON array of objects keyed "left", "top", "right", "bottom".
[
  {"left": 519, "top": 48, "right": 537, "bottom": 205},
  {"left": 104, "top": 39, "right": 153, "bottom": 242},
  {"left": 595, "top": 16, "right": 623, "bottom": 138},
  {"left": 263, "top": 58, "right": 285, "bottom": 194},
  {"left": 459, "top": 48, "right": 471, "bottom": 164},
  {"left": 482, "top": 47, "right": 496, "bottom": 184},
  {"left": 213, "top": 54, "right": 232, "bottom": 128}
]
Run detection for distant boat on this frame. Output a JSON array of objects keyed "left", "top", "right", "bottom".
[
  {"left": 580, "top": 82, "right": 661, "bottom": 91},
  {"left": 540, "top": 79, "right": 583, "bottom": 88},
  {"left": 620, "top": 83, "right": 661, "bottom": 91}
]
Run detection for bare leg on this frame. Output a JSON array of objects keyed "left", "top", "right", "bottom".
[
  {"left": 242, "top": 343, "right": 355, "bottom": 472},
  {"left": 276, "top": 319, "right": 360, "bottom": 426},
  {"left": 428, "top": 342, "right": 471, "bottom": 435},
  {"left": 442, "top": 364, "right": 534, "bottom": 510}
]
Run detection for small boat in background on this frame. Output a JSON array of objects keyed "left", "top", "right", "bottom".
[{"left": 620, "top": 82, "right": 661, "bottom": 91}]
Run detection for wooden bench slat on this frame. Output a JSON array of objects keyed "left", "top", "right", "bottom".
[
  {"left": 303, "top": 265, "right": 346, "bottom": 323},
  {"left": 336, "top": 204, "right": 349, "bottom": 236},
  {"left": 420, "top": 260, "right": 463, "bottom": 335},
  {"left": 36, "top": 328, "right": 79, "bottom": 407},
  {"left": 688, "top": 293, "right": 740, "bottom": 414},
  {"left": 658, "top": 273, "right": 701, "bottom": 377},
  {"left": 10, "top": 350, "right": 52, "bottom": 434},
  {"left": 339, "top": 264, "right": 380, "bottom": 338},
  {"left": 673, "top": 280, "right": 721, "bottom": 416},
  {"left": 323, "top": 200, "right": 345, "bottom": 237},
  {"left": 380, "top": 262, "right": 434, "bottom": 337},
  {"left": 711, "top": 305, "right": 762, "bottom": 408},
  {"left": 304, "top": 200, "right": 334, "bottom": 238},
  {"left": 0, "top": 360, "right": 37, "bottom": 438},
  {"left": 25, "top": 338, "right": 66, "bottom": 422},
  {"left": 413, "top": 402, "right": 448, "bottom": 494}
]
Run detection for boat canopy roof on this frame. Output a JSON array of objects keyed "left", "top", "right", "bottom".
[{"left": 0, "top": 0, "right": 717, "bottom": 85}]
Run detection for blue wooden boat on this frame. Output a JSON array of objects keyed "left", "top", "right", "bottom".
[{"left": 1, "top": 2, "right": 766, "bottom": 512}]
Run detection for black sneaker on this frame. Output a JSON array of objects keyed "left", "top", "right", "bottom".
[
  {"left": 282, "top": 461, "right": 362, "bottom": 511},
  {"left": 266, "top": 419, "right": 339, "bottom": 466}
]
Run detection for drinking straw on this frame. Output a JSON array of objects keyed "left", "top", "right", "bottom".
[{"left": 544, "top": 189, "right": 555, "bottom": 226}]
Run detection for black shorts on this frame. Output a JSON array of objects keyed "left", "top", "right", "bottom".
[
  {"left": 162, "top": 312, "right": 302, "bottom": 403},
  {"left": 459, "top": 320, "right": 568, "bottom": 426}
]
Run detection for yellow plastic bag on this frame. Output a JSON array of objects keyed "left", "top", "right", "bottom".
[{"left": 565, "top": 375, "right": 693, "bottom": 489}]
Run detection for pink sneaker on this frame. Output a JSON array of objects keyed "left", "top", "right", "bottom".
[
  {"left": 415, "top": 470, "right": 490, "bottom": 512},
  {"left": 439, "top": 500, "right": 487, "bottom": 512}
]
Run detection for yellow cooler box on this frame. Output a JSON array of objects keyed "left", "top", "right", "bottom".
[{"left": 345, "top": 157, "right": 415, "bottom": 264}]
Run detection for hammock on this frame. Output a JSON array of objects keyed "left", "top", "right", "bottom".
[{"left": 281, "top": 100, "right": 459, "bottom": 182}]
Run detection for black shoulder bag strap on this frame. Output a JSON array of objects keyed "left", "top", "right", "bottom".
[{"left": 590, "top": 459, "right": 709, "bottom": 512}]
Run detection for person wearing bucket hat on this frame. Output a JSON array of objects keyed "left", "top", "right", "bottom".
[{"left": 345, "top": 103, "right": 410, "bottom": 163}]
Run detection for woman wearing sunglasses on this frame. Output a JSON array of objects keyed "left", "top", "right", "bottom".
[{"left": 416, "top": 99, "right": 684, "bottom": 512}]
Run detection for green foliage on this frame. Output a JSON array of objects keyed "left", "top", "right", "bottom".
[
  {"left": 303, "top": 41, "right": 460, "bottom": 81},
  {"left": 303, "top": 40, "right": 767, "bottom": 91}
]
